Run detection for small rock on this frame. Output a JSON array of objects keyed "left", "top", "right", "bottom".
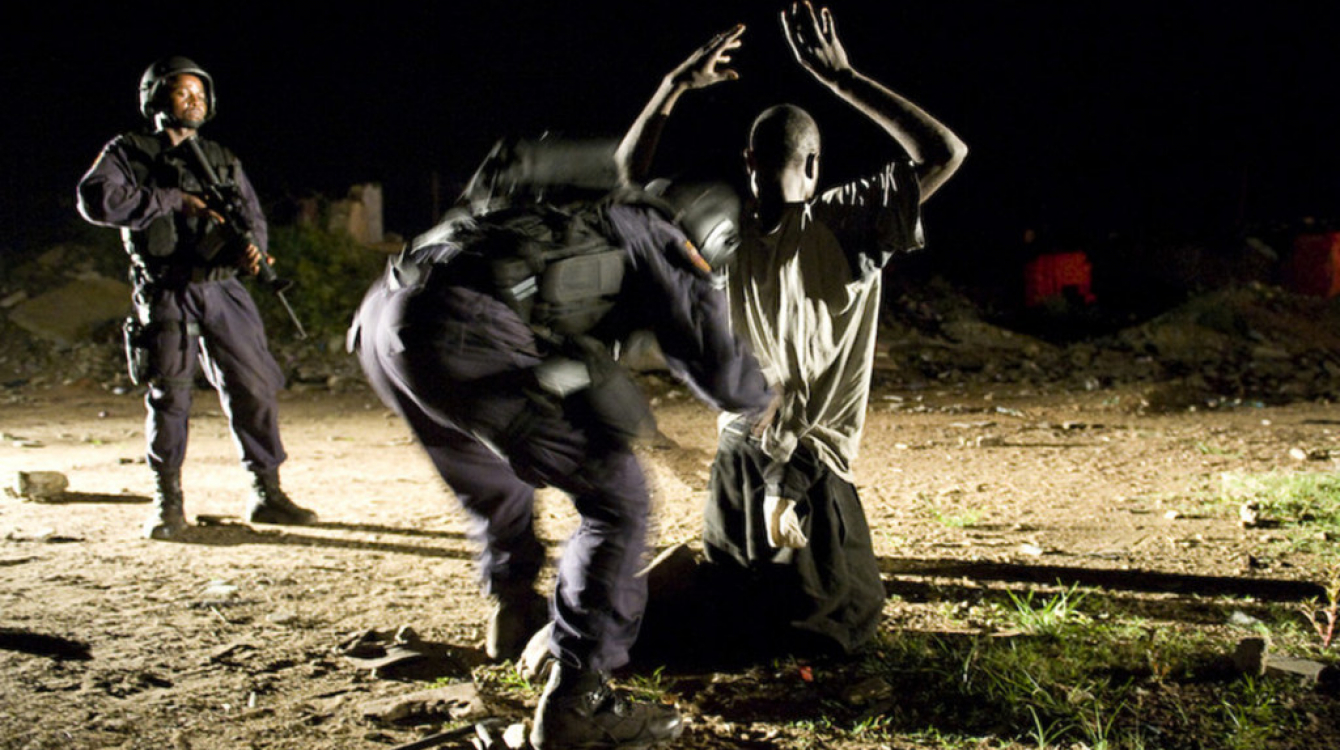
[
  {"left": 1239, "top": 501, "right": 1260, "bottom": 527},
  {"left": 1228, "top": 610, "right": 1262, "bottom": 628},
  {"left": 12, "top": 471, "right": 69, "bottom": 501},
  {"left": 201, "top": 581, "right": 239, "bottom": 599}
]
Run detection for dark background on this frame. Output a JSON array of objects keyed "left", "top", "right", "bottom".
[{"left": 5, "top": 0, "right": 1340, "bottom": 310}]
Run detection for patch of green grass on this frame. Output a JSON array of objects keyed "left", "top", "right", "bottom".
[
  {"left": 826, "top": 586, "right": 1321, "bottom": 750},
  {"left": 1194, "top": 441, "right": 1241, "bottom": 457},
  {"left": 469, "top": 662, "right": 535, "bottom": 697},
  {"left": 1000, "top": 582, "right": 1091, "bottom": 637},
  {"left": 620, "top": 665, "right": 671, "bottom": 702},
  {"left": 919, "top": 492, "right": 982, "bottom": 528},
  {"left": 1217, "top": 676, "right": 1292, "bottom": 750},
  {"left": 1220, "top": 471, "right": 1340, "bottom": 558}
]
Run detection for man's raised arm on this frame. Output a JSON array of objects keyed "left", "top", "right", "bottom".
[
  {"left": 615, "top": 25, "right": 747, "bottom": 186},
  {"left": 781, "top": 1, "right": 967, "bottom": 201}
]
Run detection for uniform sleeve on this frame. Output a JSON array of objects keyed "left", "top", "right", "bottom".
[
  {"left": 607, "top": 204, "right": 772, "bottom": 415},
  {"left": 812, "top": 159, "right": 925, "bottom": 280},
  {"left": 76, "top": 135, "right": 183, "bottom": 230}
]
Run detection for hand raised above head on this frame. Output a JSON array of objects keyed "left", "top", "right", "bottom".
[
  {"left": 781, "top": 1, "right": 852, "bottom": 84},
  {"left": 670, "top": 23, "right": 747, "bottom": 91}
]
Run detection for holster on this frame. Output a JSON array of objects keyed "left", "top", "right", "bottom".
[
  {"left": 567, "top": 334, "right": 657, "bottom": 443},
  {"left": 122, "top": 316, "right": 152, "bottom": 385}
]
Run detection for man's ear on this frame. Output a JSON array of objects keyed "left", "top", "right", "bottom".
[
  {"left": 744, "top": 148, "right": 757, "bottom": 173},
  {"left": 804, "top": 152, "right": 818, "bottom": 179}
]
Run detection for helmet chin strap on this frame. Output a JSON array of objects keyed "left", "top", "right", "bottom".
[{"left": 154, "top": 111, "right": 204, "bottom": 132}]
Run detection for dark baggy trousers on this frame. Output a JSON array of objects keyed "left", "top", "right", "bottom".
[
  {"left": 351, "top": 278, "right": 650, "bottom": 672},
  {"left": 144, "top": 277, "right": 287, "bottom": 473},
  {"left": 701, "top": 418, "right": 886, "bottom": 656}
]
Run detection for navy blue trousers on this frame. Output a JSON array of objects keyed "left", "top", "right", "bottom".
[
  {"left": 352, "top": 278, "right": 650, "bottom": 672},
  {"left": 143, "top": 277, "right": 287, "bottom": 473}
]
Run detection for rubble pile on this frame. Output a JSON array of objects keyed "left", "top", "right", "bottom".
[
  {"left": 875, "top": 280, "right": 1340, "bottom": 406},
  {"left": 5, "top": 237, "right": 1340, "bottom": 408},
  {"left": 0, "top": 240, "right": 366, "bottom": 397}
]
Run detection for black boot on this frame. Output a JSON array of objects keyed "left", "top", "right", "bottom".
[
  {"left": 486, "top": 588, "right": 549, "bottom": 662},
  {"left": 143, "top": 468, "right": 187, "bottom": 540},
  {"left": 246, "top": 469, "right": 318, "bottom": 525},
  {"left": 531, "top": 662, "right": 684, "bottom": 750}
]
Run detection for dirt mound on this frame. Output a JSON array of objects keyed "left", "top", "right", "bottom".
[{"left": 873, "top": 279, "right": 1340, "bottom": 407}]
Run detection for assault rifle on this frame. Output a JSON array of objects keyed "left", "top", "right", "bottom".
[{"left": 184, "top": 136, "right": 307, "bottom": 339}]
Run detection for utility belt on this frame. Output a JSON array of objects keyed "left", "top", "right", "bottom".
[
  {"left": 122, "top": 276, "right": 205, "bottom": 386},
  {"left": 122, "top": 316, "right": 203, "bottom": 386}
]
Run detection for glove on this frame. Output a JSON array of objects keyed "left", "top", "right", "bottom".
[{"left": 763, "top": 494, "right": 808, "bottom": 549}]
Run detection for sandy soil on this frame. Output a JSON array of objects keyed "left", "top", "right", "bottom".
[{"left": 2, "top": 374, "right": 1339, "bottom": 749}]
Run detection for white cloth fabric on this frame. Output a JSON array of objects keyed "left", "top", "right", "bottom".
[{"left": 724, "top": 161, "right": 924, "bottom": 481}]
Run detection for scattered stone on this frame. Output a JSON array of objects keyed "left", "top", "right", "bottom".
[
  {"left": 339, "top": 626, "right": 427, "bottom": 672},
  {"left": 1239, "top": 501, "right": 1261, "bottom": 527},
  {"left": 841, "top": 676, "right": 894, "bottom": 705},
  {"left": 267, "top": 610, "right": 299, "bottom": 625},
  {"left": 361, "top": 681, "right": 490, "bottom": 724},
  {"left": 1233, "top": 636, "right": 1340, "bottom": 689},
  {"left": 469, "top": 720, "right": 531, "bottom": 750},
  {"left": 1228, "top": 610, "right": 1263, "bottom": 628},
  {"left": 11, "top": 470, "right": 68, "bottom": 501},
  {"left": 200, "top": 581, "right": 239, "bottom": 600}
]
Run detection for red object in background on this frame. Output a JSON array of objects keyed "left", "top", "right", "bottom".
[
  {"left": 1282, "top": 232, "right": 1340, "bottom": 298},
  {"left": 1024, "top": 251, "right": 1096, "bottom": 307}
]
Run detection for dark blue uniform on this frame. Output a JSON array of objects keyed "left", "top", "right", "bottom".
[
  {"left": 77, "top": 131, "right": 286, "bottom": 475},
  {"left": 350, "top": 200, "right": 771, "bottom": 672}
]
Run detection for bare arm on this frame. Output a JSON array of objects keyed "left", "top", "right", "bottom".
[
  {"left": 782, "top": 2, "right": 967, "bottom": 201},
  {"left": 616, "top": 25, "right": 746, "bottom": 186}
]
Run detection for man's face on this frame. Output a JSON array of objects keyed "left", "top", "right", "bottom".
[{"left": 165, "top": 74, "right": 208, "bottom": 128}]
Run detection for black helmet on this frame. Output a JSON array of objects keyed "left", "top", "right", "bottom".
[
  {"left": 647, "top": 179, "right": 742, "bottom": 272},
  {"left": 138, "top": 56, "right": 215, "bottom": 125}
]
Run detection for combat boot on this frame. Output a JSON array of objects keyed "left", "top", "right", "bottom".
[
  {"left": 246, "top": 469, "right": 318, "bottom": 525},
  {"left": 530, "top": 662, "right": 683, "bottom": 750},
  {"left": 143, "top": 468, "right": 187, "bottom": 540},
  {"left": 486, "top": 588, "right": 549, "bottom": 662}
]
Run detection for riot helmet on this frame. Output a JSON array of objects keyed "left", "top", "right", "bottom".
[
  {"left": 138, "top": 56, "right": 216, "bottom": 128},
  {"left": 647, "top": 179, "right": 743, "bottom": 272},
  {"left": 460, "top": 135, "right": 621, "bottom": 215}
]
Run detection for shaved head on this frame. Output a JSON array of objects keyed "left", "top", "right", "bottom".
[{"left": 748, "top": 104, "right": 820, "bottom": 173}]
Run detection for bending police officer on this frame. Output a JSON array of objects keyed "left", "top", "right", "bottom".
[
  {"left": 349, "top": 140, "right": 771, "bottom": 750},
  {"left": 77, "top": 56, "right": 317, "bottom": 539}
]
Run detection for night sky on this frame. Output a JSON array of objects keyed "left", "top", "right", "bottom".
[{"left": 6, "top": 1, "right": 1340, "bottom": 279}]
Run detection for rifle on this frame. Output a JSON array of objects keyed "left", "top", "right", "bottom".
[{"left": 183, "top": 136, "right": 307, "bottom": 339}]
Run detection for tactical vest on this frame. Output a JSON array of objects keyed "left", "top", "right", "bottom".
[
  {"left": 482, "top": 201, "right": 627, "bottom": 337},
  {"left": 396, "top": 189, "right": 704, "bottom": 342},
  {"left": 117, "top": 131, "right": 242, "bottom": 287}
]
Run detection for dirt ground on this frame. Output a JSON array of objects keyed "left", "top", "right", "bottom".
[{"left": 3, "top": 367, "right": 1339, "bottom": 749}]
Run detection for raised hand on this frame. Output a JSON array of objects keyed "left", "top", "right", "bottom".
[
  {"left": 669, "top": 24, "right": 747, "bottom": 92},
  {"left": 781, "top": 1, "right": 852, "bottom": 84}
]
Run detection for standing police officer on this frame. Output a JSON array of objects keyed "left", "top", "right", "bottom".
[{"left": 77, "top": 56, "right": 317, "bottom": 539}]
